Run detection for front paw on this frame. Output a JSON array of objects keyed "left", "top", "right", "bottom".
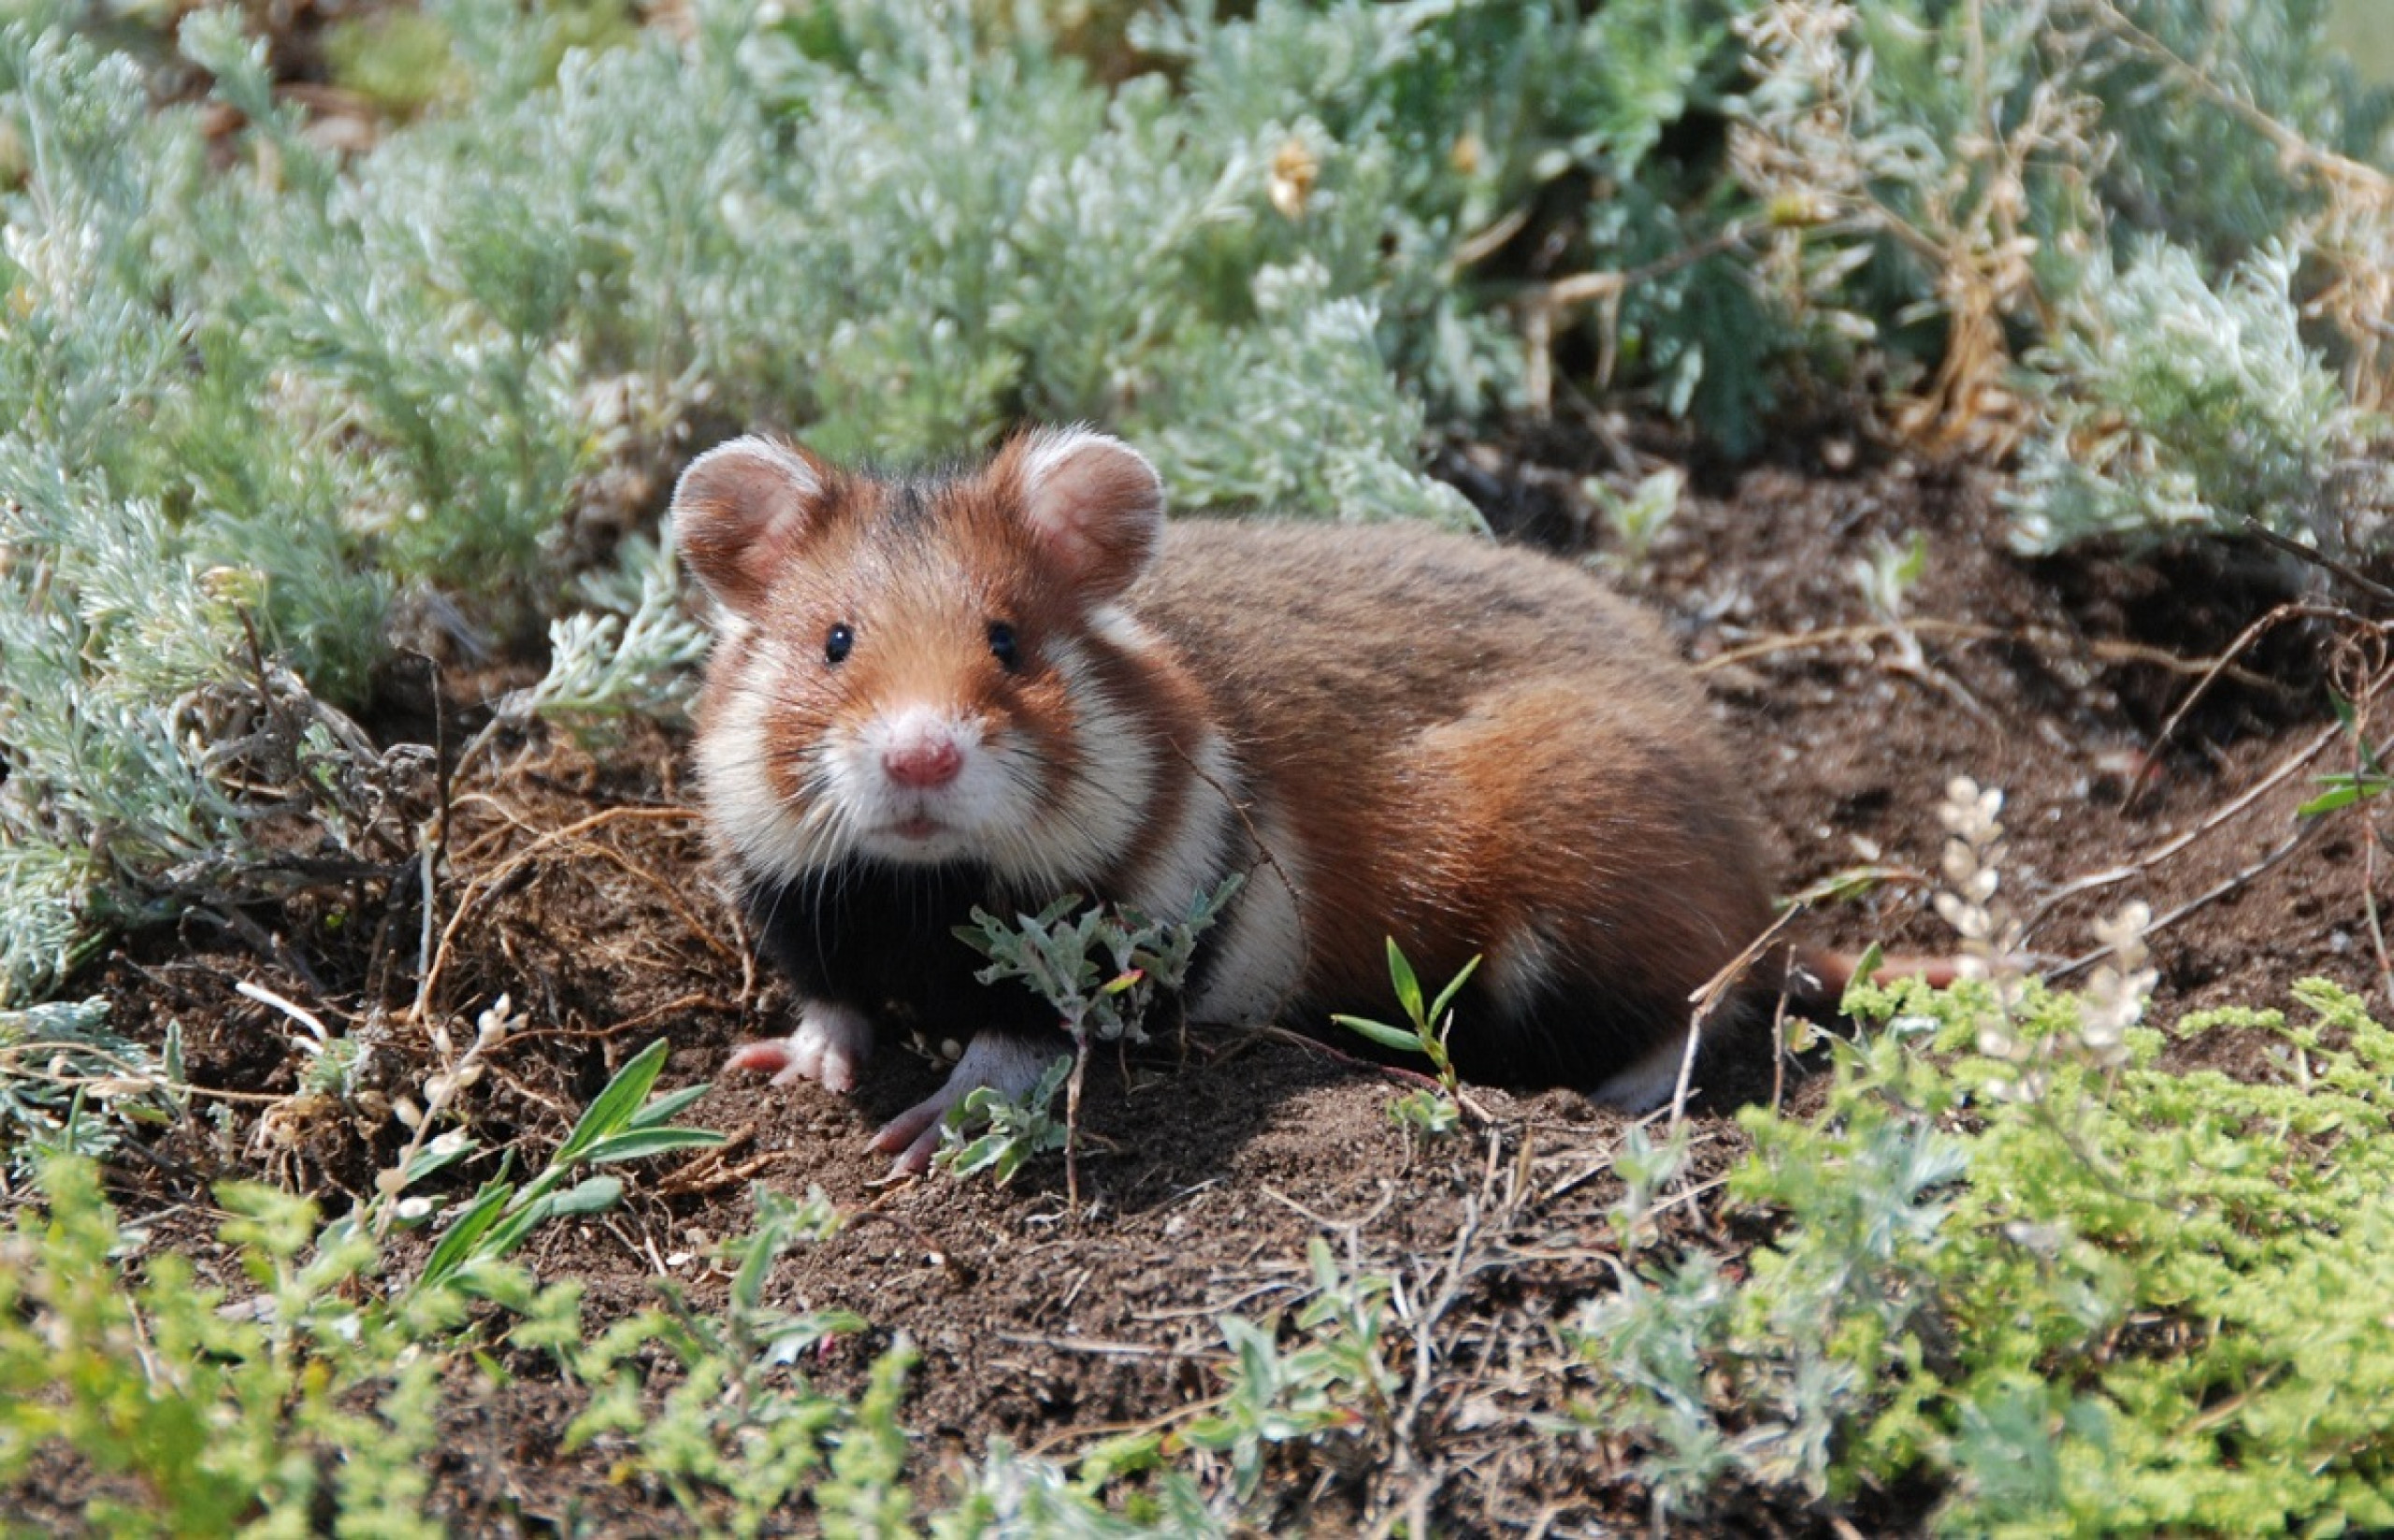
[
  {"left": 871, "top": 1032, "right": 1061, "bottom": 1176},
  {"left": 725, "top": 1001, "right": 873, "bottom": 1093}
]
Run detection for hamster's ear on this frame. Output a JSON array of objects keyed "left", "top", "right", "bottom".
[
  {"left": 1004, "top": 426, "right": 1164, "bottom": 603},
  {"left": 669, "top": 437, "right": 833, "bottom": 618}
]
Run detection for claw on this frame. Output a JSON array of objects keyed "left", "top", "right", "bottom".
[
  {"left": 725, "top": 1001, "right": 872, "bottom": 1092},
  {"left": 871, "top": 1101, "right": 951, "bottom": 1176}
]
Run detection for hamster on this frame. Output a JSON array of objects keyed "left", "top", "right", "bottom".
[{"left": 671, "top": 426, "right": 1779, "bottom": 1173}]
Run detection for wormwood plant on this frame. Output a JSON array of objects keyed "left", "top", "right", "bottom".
[
  {"left": 467, "top": 535, "right": 712, "bottom": 761},
  {"left": 2007, "top": 241, "right": 2388, "bottom": 556},
  {"left": 950, "top": 1237, "right": 1403, "bottom": 1531},
  {"left": 1178, "top": 1238, "right": 1401, "bottom": 1504},
  {"left": 942, "top": 1438, "right": 1223, "bottom": 1538},
  {"left": 939, "top": 1054, "right": 1074, "bottom": 1187},
  {"left": 931, "top": 1240, "right": 1411, "bottom": 1535},
  {"left": 946, "top": 876, "right": 1241, "bottom": 1189},
  {"left": 0, "top": 997, "right": 182, "bottom": 1180},
  {"left": 1734, "top": 0, "right": 2394, "bottom": 546},
  {"left": 1576, "top": 782, "right": 2393, "bottom": 1533}
]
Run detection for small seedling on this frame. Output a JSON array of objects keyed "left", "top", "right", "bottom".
[
  {"left": 394, "top": 1035, "right": 724, "bottom": 1295},
  {"left": 2300, "top": 693, "right": 2392, "bottom": 817},
  {"left": 1332, "top": 938, "right": 1480, "bottom": 1135},
  {"left": 1851, "top": 528, "right": 1928, "bottom": 626},
  {"left": 1605, "top": 1122, "right": 1693, "bottom": 1254},
  {"left": 1386, "top": 1086, "right": 1461, "bottom": 1139}
]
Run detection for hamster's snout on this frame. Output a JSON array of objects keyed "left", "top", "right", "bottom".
[
  {"left": 882, "top": 730, "right": 964, "bottom": 789},
  {"left": 840, "top": 705, "right": 1011, "bottom": 860},
  {"left": 864, "top": 706, "right": 981, "bottom": 795}
]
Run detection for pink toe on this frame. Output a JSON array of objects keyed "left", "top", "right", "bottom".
[
  {"left": 871, "top": 1100, "right": 945, "bottom": 1156},
  {"left": 727, "top": 1041, "right": 794, "bottom": 1076},
  {"left": 889, "top": 1125, "right": 944, "bottom": 1176}
]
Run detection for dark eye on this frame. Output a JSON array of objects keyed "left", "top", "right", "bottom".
[
  {"left": 987, "top": 620, "right": 1020, "bottom": 672},
  {"left": 824, "top": 623, "right": 855, "bottom": 665}
]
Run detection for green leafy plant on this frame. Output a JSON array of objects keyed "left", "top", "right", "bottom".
[
  {"left": 0, "top": 1153, "right": 936, "bottom": 1538},
  {"left": 395, "top": 1032, "right": 724, "bottom": 1296},
  {"left": 1604, "top": 1121, "right": 1697, "bottom": 1254},
  {"left": 951, "top": 876, "right": 1241, "bottom": 1192},
  {"left": 2300, "top": 691, "right": 2393, "bottom": 817},
  {"left": 1178, "top": 1238, "right": 1401, "bottom": 1504},
  {"left": 1574, "top": 977, "right": 2394, "bottom": 1533},
  {"left": 0, "top": 1153, "right": 578, "bottom": 1536},
  {"left": 934, "top": 1053, "right": 1074, "bottom": 1186},
  {"left": 559, "top": 1184, "right": 911, "bottom": 1540},
  {"left": 1331, "top": 938, "right": 1480, "bottom": 1136}
]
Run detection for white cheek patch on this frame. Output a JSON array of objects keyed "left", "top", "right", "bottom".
[
  {"left": 1084, "top": 603, "right": 1150, "bottom": 655},
  {"left": 696, "top": 651, "right": 856, "bottom": 886},
  {"left": 1186, "top": 795, "right": 1309, "bottom": 1026},
  {"left": 980, "top": 635, "right": 1158, "bottom": 888}
]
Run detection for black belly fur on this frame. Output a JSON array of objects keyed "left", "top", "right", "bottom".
[{"left": 743, "top": 860, "right": 1066, "bottom": 1043}]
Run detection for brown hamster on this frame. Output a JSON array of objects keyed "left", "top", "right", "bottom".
[{"left": 671, "top": 426, "right": 1779, "bottom": 1172}]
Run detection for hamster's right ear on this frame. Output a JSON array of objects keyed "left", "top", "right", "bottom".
[{"left": 669, "top": 437, "right": 832, "bottom": 617}]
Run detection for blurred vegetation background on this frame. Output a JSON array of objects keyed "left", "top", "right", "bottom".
[{"left": 2330, "top": 0, "right": 2394, "bottom": 82}]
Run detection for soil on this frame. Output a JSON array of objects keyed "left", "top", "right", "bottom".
[{"left": 10, "top": 439, "right": 2383, "bottom": 1537}]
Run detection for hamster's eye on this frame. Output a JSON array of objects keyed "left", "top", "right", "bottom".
[
  {"left": 824, "top": 623, "right": 855, "bottom": 665},
  {"left": 987, "top": 620, "right": 1020, "bottom": 672}
]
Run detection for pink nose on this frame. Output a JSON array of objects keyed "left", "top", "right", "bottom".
[{"left": 884, "top": 737, "right": 963, "bottom": 789}]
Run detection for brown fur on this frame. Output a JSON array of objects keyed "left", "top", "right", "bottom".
[{"left": 1130, "top": 521, "right": 1774, "bottom": 1046}]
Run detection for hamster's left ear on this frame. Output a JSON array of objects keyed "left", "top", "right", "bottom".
[{"left": 1002, "top": 426, "right": 1165, "bottom": 603}]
